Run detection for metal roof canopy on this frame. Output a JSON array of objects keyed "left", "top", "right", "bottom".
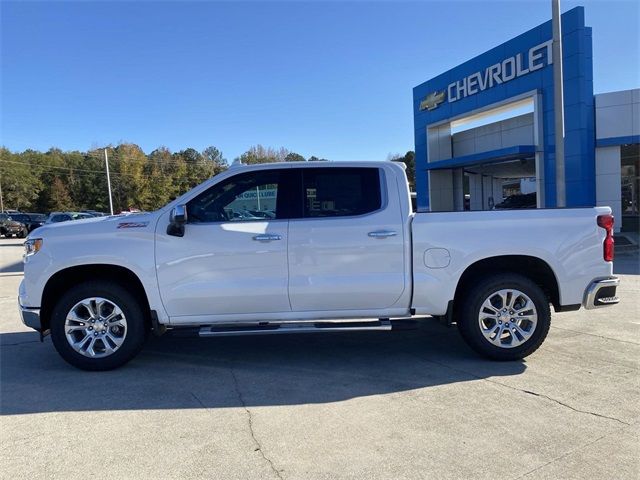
[
  {"left": 464, "top": 157, "right": 536, "bottom": 179},
  {"left": 424, "top": 145, "right": 536, "bottom": 172}
]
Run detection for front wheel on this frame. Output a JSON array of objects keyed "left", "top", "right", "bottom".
[
  {"left": 456, "top": 273, "right": 551, "bottom": 361},
  {"left": 50, "top": 281, "right": 147, "bottom": 370}
]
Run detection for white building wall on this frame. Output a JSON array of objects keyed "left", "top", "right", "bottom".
[
  {"left": 452, "top": 113, "right": 535, "bottom": 157},
  {"left": 493, "top": 178, "right": 503, "bottom": 203},
  {"left": 469, "top": 175, "right": 483, "bottom": 211},
  {"left": 594, "top": 88, "right": 639, "bottom": 233},
  {"left": 595, "top": 146, "right": 622, "bottom": 233},
  {"left": 427, "top": 123, "right": 455, "bottom": 211},
  {"left": 452, "top": 169, "right": 464, "bottom": 211},
  {"left": 595, "top": 89, "right": 640, "bottom": 139}
]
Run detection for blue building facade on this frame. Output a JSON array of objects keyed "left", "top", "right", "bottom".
[{"left": 413, "top": 7, "right": 595, "bottom": 211}]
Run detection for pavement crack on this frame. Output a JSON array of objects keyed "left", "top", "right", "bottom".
[
  {"left": 519, "top": 389, "right": 630, "bottom": 426},
  {"left": 415, "top": 355, "right": 631, "bottom": 426},
  {"left": 229, "top": 367, "right": 284, "bottom": 480},
  {"left": 512, "top": 423, "right": 633, "bottom": 479},
  {"left": 550, "top": 325, "right": 640, "bottom": 346}
]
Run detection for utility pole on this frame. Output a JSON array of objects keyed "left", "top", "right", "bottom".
[
  {"left": 104, "top": 148, "right": 114, "bottom": 215},
  {"left": 552, "top": 0, "right": 566, "bottom": 207},
  {"left": 0, "top": 174, "right": 4, "bottom": 213}
]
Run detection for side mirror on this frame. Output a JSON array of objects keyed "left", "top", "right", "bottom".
[{"left": 167, "top": 205, "right": 187, "bottom": 237}]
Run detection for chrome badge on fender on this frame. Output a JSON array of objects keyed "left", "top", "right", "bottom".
[{"left": 117, "top": 222, "right": 149, "bottom": 229}]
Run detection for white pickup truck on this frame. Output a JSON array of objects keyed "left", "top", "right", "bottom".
[{"left": 19, "top": 161, "right": 620, "bottom": 370}]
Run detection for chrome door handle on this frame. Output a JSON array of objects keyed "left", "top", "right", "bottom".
[
  {"left": 368, "top": 230, "right": 397, "bottom": 238},
  {"left": 253, "top": 234, "right": 282, "bottom": 241}
]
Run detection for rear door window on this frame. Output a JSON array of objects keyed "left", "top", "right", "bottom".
[{"left": 301, "top": 168, "right": 382, "bottom": 218}]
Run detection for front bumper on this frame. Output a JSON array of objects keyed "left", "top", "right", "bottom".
[
  {"left": 19, "top": 302, "right": 42, "bottom": 331},
  {"left": 583, "top": 277, "right": 620, "bottom": 310}
]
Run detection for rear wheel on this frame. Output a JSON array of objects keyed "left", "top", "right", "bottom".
[
  {"left": 50, "top": 281, "right": 147, "bottom": 370},
  {"left": 456, "top": 273, "right": 551, "bottom": 360}
]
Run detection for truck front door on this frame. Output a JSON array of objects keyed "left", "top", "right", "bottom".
[{"left": 156, "top": 169, "right": 294, "bottom": 318}]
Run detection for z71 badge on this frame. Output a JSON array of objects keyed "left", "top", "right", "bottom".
[{"left": 117, "top": 222, "right": 149, "bottom": 229}]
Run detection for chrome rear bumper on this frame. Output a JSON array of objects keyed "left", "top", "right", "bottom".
[{"left": 583, "top": 277, "right": 620, "bottom": 310}]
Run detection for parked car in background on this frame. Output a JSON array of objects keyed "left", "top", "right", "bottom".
[
  {"left": 9, "top": 213, "right": 47, "bottom": 233},
  {"left": 46, "top": 212, "right": 94, "bottom": 224},
  {"left": 0, "top": 213, "right": 28, "bottom": 238},
  {"left": 248, "top": 210, "right": 276, "bottom": 219},
  {"left": 81, "top": 210, "right": 107, "bottom": 217},
  {"left": 495, "top": 192, "right": 537, "bottom": 210}
]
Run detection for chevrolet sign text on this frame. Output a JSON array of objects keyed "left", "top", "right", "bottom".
[{"left": 447, "top": 40, "right": 553, "bottom": 103}]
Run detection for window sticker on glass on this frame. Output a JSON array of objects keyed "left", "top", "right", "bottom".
[{"left": 302, "top": 168, "right": 381, "bottom": 218}]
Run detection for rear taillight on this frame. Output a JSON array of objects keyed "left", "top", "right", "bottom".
[{"left": 597, "top": 214, "right": 614, "bottom": 262}]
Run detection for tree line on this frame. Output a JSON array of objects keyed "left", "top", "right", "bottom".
[{"left": 0, "top": 144, "right": 415, "bottom": 213}]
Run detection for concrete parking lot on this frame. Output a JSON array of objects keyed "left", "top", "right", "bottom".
[{"left": 0, "top": 238, "right": 638, "bottom": 480}]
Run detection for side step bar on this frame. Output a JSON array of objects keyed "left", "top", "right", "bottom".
[{"left": 198, "top": 319, "right": 392, "bottom": 337}]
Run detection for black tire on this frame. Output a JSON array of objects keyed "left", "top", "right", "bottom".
[
  {"left": 456, "top": 273, "right": 551, "bottom": 361},
  {"left": 17, "top": 229, "right": 26, "bottom": 238},
  {"left": 50, "top": 281, "right": 147, "bottom": 371}
]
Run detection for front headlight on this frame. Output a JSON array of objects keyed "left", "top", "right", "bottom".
[{"left": 24, "top": 238, "right": 43, "bottom": 257}]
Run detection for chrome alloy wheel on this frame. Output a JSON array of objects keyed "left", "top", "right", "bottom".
[
  {"left": 478, "top": 289, "right": 538, "bottom": 349},
  {"left": 64, "top": 297, "right": 128, "bottom": 358}
]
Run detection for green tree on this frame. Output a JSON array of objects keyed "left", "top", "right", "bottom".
[
  {"left": 389, "top": 151, "right": 415, "bottom": 190},
  {"left": 112, "top": 143, "right": 150, "bottom": 212},
  {"left": 0, "top": 143, "right": 231, "bottom": 213},
  {"left": 202, "top": 146, "right": 228, "bottom": 173},
  {"left": 237, "top": 145, "right": 290, "bottom": 164},
  {"left": 0, "top": 148, "right": 43, "bottom": 210},
  {"left": 285, "top": 152, "right": 306, "bottom": 162},
  {"left": 80, "top": 149, "right": 112, "bottom": 212},
  {"left": 47, "top": 177, "right": 74, "bottom": 211}
]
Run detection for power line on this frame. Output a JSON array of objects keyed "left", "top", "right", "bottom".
[
  {"left": 0, "top": 159, "right": 155, "bottom": 178},
  {"left": 1, "top": 159, "right": 114, "bottom": 175}
]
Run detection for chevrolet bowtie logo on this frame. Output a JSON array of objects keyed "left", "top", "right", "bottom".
[{"left": 419, "top": 90, "right": 446, "bottom": 111}]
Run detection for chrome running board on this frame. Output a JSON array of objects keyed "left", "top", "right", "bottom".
[{"left": 198, "top": 319, "right": 392, "bottom": 337}]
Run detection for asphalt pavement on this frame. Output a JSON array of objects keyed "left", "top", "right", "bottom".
[{"left": 0, "top": 238, "right": 638, "bottom": 479}]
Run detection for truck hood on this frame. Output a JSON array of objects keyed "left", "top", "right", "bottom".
[{"left": 31, "top": 212, "right": 160, "bottom": 239}]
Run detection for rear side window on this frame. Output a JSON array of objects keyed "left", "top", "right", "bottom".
[{"left": 302, "top": 168, "right": 382, "bottom": 218}]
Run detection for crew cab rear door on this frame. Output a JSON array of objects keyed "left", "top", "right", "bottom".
[{"left": 287, "top": 166, "right": 406, "bottom": 311}]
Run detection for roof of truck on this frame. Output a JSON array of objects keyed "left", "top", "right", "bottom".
[{"left": 229, "top": 160, "right": 403, "bottom": 171}]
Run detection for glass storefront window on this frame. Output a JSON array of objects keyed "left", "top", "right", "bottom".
[{"left": 620, "top": 144, "right": 639, "bottom": 232}]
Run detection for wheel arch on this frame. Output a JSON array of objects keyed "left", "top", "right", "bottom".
[
  {"left": 453, "top": 255, "right": 561, "bottom": 311},
  {"left": 40, "top": 264, "right": 152, "bottom": 332}
]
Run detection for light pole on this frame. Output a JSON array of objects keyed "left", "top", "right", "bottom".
[
  {"left": 104, "top": 148, "right": 114, "bottom": 215},
  {"left": 552, "top": 0, "right": 566, "bottom": 207},
  {"left": 0, "top": 174, "right": 4, "bottom": 213}
]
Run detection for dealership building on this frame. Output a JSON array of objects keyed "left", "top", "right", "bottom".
[{"left": 413, "top": 6, "right": 639, "bottom": 232}]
